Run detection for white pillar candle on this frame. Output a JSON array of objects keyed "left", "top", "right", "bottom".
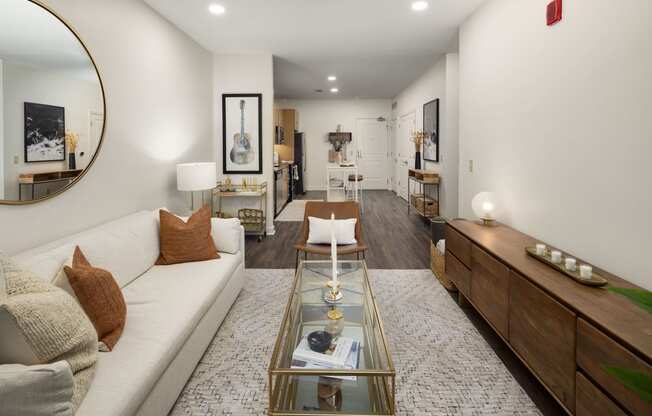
[
  {"left": 550, "top": 250, "right": 562, "bottom": 264},
  {"left": 331, "top": 213, "right": 338, "bottom": 284},
  {"left": 535, "top": 244, "right": 546, "bottom": 256},
  {"left": 565, "top": 258, "right": 577, "bottom": 272},
  {"left": 580, "top": 265, "right": 593, "bottom": 279}
]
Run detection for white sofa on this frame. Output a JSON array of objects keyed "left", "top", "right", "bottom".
[{"left": 13, "top": 209, "right": 245, "bottom": 416}]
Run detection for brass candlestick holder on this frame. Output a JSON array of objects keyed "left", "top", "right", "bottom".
[{"left": 324, "top": 280, "right": 343, "bottom": 304}]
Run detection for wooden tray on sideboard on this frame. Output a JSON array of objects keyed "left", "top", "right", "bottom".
[{"left": 525, "top": 247, "right": 609, "bottom": 287}]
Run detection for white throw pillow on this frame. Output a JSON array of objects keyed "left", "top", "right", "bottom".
[
  {"left": 307, "top": 217, "right": 357, "bottom": 245},
  {"left": 210, "top": 217, "right": 241, "bottom": 254},
  {"left": 0, "top": 361, "right": 75, "bottom": 416}
]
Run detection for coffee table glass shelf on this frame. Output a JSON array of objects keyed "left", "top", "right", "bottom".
[{"left": 269, "top": 260, "right": 395, "bottom": 415}]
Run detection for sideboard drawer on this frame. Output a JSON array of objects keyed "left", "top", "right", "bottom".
[
  {"left": 446, "top": 225, "right": 471, "bottom": 268},
  {"left": 576, "top": 372, "right": 627, "bottom": 416},
  {"left": 509, "top": 271, "right": 576, "bottom": 412},
  {"left": 445, "top": 251, "right": 470, "bottom": 297},
  {"left": 577, "top": 318, "right": 652, "bottom": 416},
  {"left": 470, "top": 244, "right": 509, "bottom": 338}
]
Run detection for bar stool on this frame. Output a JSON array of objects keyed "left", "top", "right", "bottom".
[{"left": 347, "top": 174, "right": 364, "bottom": 212}]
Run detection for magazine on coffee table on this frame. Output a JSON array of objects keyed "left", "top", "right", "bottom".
[{"left": 291, "top": 337, "right": 360, "bottom": 381}]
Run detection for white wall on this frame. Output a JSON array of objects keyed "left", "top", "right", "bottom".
[
  {"left": 214, "top": 54, "right": 275, "bottom": 234},
  {"left": 275, "top": 99, "right": 391, "bottom": 191},
  {"left": 0, "top": 0, "right": 213, "bottom": 254},
  {"left": 459, "top": 0, "right": 652, "bottom": 289},
  {"left": 2, "top": 62, "right": 103, "bottom": 200},
  {"left": 0, "top": 59, "right": 4, "bottom": 200},
  {"left": 393, "top": 53, "right": 460, "bottom": 218}
]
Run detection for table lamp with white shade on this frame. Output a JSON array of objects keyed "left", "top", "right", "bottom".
[{"left": 177, "top": 162, "right": 217, "bottom": 213}]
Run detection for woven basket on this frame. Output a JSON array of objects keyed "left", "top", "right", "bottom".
[{"left": 431, "top": 242, "right": 456, "bottom": 291}]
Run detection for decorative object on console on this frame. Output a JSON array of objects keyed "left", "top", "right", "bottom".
[
  {"left": 62, "top": 246, "right": 127, "bottom": 352},
  {"left": 0, "top": 253, "right": 97, "bottom": 409},
  {"left": 24, "top": 102, "right": 66, "bottom": 163},
  {"left": 423, "top": 98, "right": 440, "bottom": 162},
  {"left": 177, "top": 162, "right": 217, "bottom": 212},
  {"left": 525, "top": 246, "right": 608, "bottom": 287},
  {"left": 471, "top": 191, "right": 498, "bottom": 225},
  {"left": 307, "top": 331, "right": 333, "bottom": 353},
  {"left": 223, "top": 94, "right": 262, "bottom": 174},
  {"left": 65, "top": 132, "right": 79, "bottom": 170},
  {"left": 327, "top": 125, "right": 352, "bottom": 163},
  {"left": 410, "top": 130, "right": 427, "bottom": 170},
  {"left": 156, "top": 205, "right": 219, "bottom": 265}
]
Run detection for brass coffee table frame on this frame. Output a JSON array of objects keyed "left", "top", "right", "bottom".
[{"left": 268, "top": 260, "right": 395, "bottom": 415}]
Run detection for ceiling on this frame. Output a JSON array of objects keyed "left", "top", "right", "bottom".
[
  {"left": 144, "top": 0, "right": 486, "bottom": 99},
  {"left": 0, "top": 0, "right": 96, "bottom": 80}
]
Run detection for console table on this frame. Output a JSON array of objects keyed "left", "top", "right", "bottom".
[
  {"left": 18, "top": 169, "right": 82, "bottom": 201},
  {"left": 445, "top": 219, "right": 651, "bottom": 416}
]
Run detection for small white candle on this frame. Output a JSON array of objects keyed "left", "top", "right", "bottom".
[
  {"left": 535, "top": 244, "right": 546, "bottom": 256},
  {"left": 580, "top": 265, "right": 593, "bottom": 279},
  {"left": 550, "top": 250, "right": 562, "bottom": 264},
  {"left": 565, "top": 258, "right": 577, "bottom": 272},
  {"left": 331, "top": 213, "right": 338, "bottom": 285}
]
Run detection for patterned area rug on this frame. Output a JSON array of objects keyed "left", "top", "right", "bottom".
[{"left": 170, "top": 269, "right": 541, "bottom": 415}]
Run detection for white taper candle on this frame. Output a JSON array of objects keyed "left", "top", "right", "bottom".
[{"left": 331, "top": 213, "right": 337, "bottom": 284}]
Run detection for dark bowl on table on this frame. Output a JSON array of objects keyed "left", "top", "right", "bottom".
[{"left": 307, "top": 331, "right": 333, "bottom": 353}]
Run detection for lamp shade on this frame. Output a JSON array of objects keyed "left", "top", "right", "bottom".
[
  {"left": 177, "top": 163, "right": 217, "bottom": 191},
  {"left": 471, "top": 192, "right": 499, "bottom": 223}
]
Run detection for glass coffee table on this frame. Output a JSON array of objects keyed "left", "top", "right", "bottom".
[{"left": 268, "top": 260, "right": 395, "bottom": 415}]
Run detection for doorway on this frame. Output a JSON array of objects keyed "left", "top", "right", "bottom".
[
  {"left": 396, "top": 111, "right": 415, "bottom": 201},
  {"left": 355, "top": 117, "right": 388, "bottom": 189}
]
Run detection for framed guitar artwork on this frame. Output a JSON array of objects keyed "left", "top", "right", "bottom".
[{"left": 222, "top": 93, "right": 263, "bottom": 174}]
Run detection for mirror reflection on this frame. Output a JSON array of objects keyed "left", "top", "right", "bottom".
[{"left": 0, "top": 0, "right": 104, "bottom": 203}]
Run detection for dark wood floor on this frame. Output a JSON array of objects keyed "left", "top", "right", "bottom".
[
  {"left": 245, "top": 190, "right": 432, "bottom": 269},
  {"left": 244, "top": 190, "right": 564, "bottom": 416}
]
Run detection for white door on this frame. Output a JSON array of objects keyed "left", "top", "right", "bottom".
[
  {"left": 397, "top": 112, "right": 415, "bottom": 201},
  {"left": 388, "top": 118, "right": 397, "bottom": 192},
  {"left": 355, "top": 118, "right": 388, "bottom": 189},
  {"left": 84, "top": 111, "right": 104, "bottom": 169}
]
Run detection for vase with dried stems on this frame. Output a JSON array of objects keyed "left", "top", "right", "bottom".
[
  {"left": 410, "top": 131, "right": 427, "bottom": 170},
  {"left": 65, "top": 132, "right": 79, "bottom": 170}
]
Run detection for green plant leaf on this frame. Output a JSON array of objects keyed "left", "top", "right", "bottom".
[
  {"left": 607, "top": 287, "right": 652, "bottom": 315},
  {"left": 604, "top": 366, "right": 652, "bottom": 404}
]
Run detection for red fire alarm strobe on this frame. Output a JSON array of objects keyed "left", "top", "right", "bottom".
[{"left": 547, "top": 0, "right": 563, "bottom": 26}]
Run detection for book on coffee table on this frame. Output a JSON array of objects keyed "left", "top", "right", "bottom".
[
  {"left": 291, "top": 338, "right": 360, "bottom": 381},
  {"left": 292, "top": 336, "right": 354, "bottom": 368}
]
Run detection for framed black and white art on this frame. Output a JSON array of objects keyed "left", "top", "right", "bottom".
[
  {"left": 222, "top": 93, "right": 262, "bottom": 174},
  {"left": 24, "top": 102, "right": 66, "bottom": 163},
  {"left": 423, "top": 98, "right": 439, "bottom": 163}
]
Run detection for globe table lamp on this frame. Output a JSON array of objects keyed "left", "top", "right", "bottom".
[{"left": 472, "top": 192, "right": 499, "bottom": 226}]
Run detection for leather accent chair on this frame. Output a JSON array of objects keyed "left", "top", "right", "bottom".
[{"left": 294, "top": 201, "right": 367, "bottom": 269}]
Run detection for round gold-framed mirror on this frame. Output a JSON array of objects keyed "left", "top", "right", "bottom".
[{"left": 0, "top": 0, "right": 106, "bottom": 205}]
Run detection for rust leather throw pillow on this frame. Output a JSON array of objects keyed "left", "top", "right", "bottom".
[
  {"left": 156, "top": 205, "right": 220, "bottom": 265},
  {"left": 63, "top": 246, "right": 127, "bottom": 352}
]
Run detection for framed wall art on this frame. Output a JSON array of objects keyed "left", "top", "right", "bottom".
[
  {"left": 24, "top": 102, "right": 66, "bottom": 163},
  {"left": 222, "top": 93, "right": 262, "bottom": 174},
  {"left": 423, "top": 98, "right": 439, "bottom": 163}
]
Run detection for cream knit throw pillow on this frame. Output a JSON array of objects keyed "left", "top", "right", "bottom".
[{"left": 0, "top": 253, "right": 97, "bottom": 410}]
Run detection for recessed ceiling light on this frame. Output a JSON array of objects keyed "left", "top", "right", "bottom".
[
  {"left": 327, "top": 75, "right": 337, "bottom": 82},
  {"left": 208, "top": 4, "right": 225, "bottom": 15},
  {"left": 411, "top": 1, "right": 429, "bottom": 11},
  {"left": 330, "top": 88, "right": 339, "bottom": 93}
]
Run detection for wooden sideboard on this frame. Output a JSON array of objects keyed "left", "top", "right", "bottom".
[{"left": 445, "top": 219, "right": 652, "bottom": 416}]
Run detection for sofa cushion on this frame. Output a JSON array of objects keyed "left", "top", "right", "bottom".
[
  {"left": 75, "top": 251, "right": 242, "bottom": 416},
  {"left": 211, "top": 217, "right": 242, "bottom": 254},
  {"left": 64, "top": 247, "right": 127, "bottom": 352},
  {"left": 0, "top": 254, "right": 97, "bottom": 409},
  {"left": 14, "top": 211, "right": 160, "bottom": 288},
  {"left": 0, "top": 361, "right": 75, "bottom": 416},
  {"left": 156, "top": 206, "right": 219, "bottom": 265}
]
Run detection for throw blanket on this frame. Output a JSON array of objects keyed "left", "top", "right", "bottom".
[{"left": 0, "top": 254, "right": 97, "bottom": 410}]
